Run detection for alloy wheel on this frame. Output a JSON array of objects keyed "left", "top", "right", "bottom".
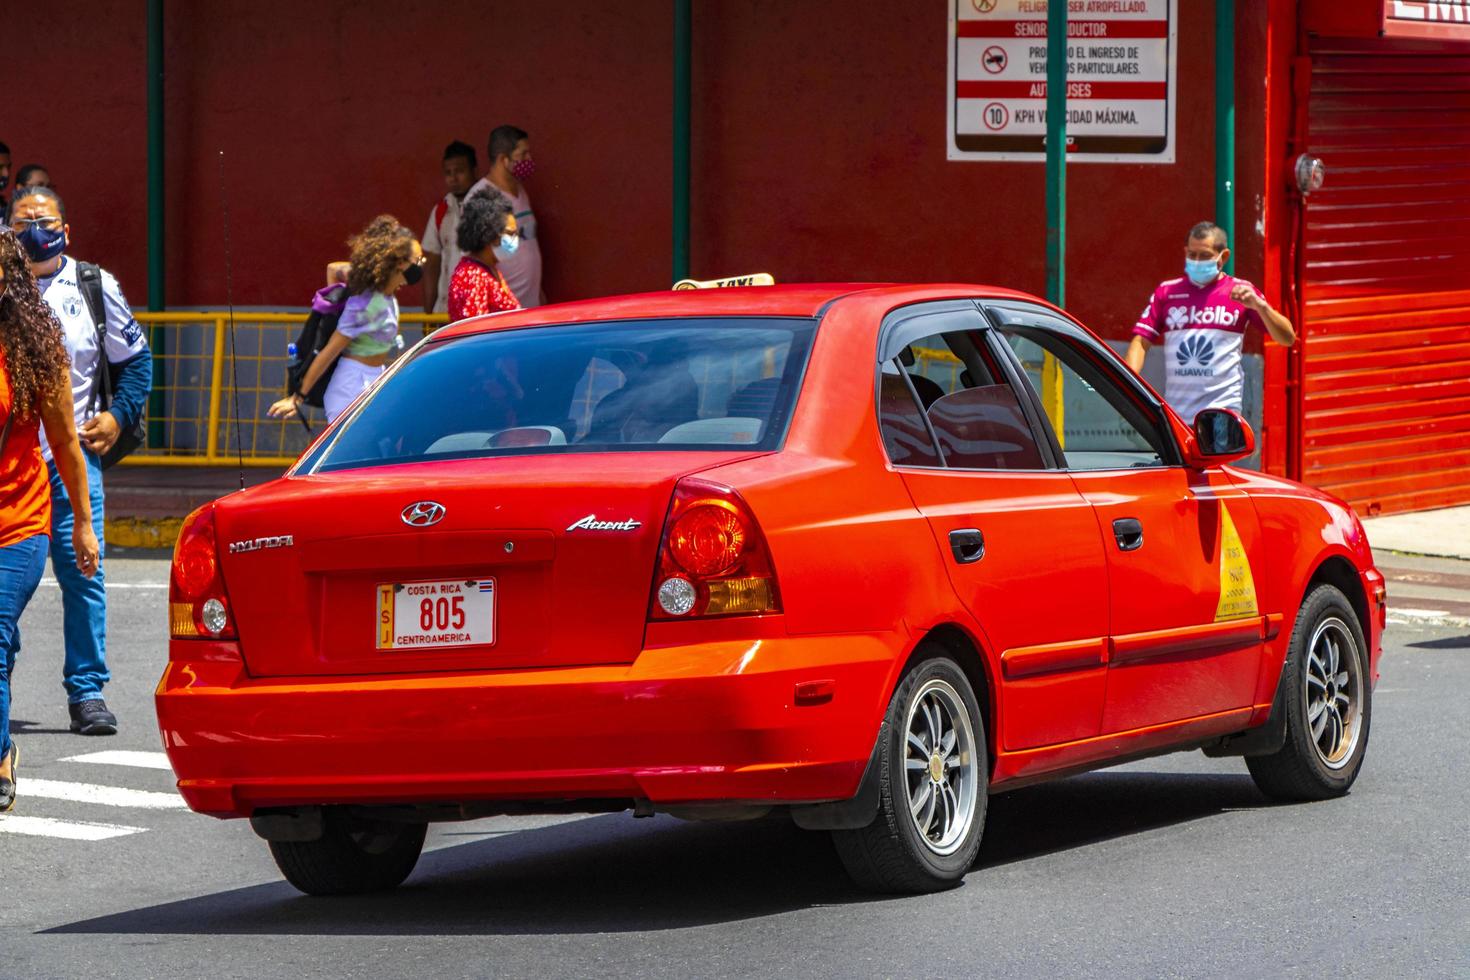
[
  {"left": 1303, "top": 617, "right": 1364, "bottom": 770},
  {"left": 902, "top": 677, "right": 979, "bottom": 856}
]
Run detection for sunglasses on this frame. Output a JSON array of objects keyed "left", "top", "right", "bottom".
[{"left": 8, "top": 217, "right": 62, "bottom": 234}]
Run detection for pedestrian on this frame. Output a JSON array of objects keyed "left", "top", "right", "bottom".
[
  {"left": 268, "top": 215, "right": 424, "bottom": 424},
  {"left": 0, "top": 141, "right": 11, "bottom": 211},
  {"left": 420, "top": 140, "right": 479, "bottom": 315},
  {"left": 8, "top": 185, "right": 151, "bottom": 736},
  {"left": 447, "top": 191, "right": 522, "bottom": 321},
  {"left": 466, "top": 125, "right": 544, "bottom": 308},
  {"left": 15, "top": 165, "right": 51, "bottom": 190},
  {"left": 1126, "top": 221, "right": 1296, "bottom": 426},
  {"left": 0, "top": 227, "right": 102, "bottom": 809}
]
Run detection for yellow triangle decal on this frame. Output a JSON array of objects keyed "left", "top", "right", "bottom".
[{"left": 1215, "top": 504, "right": 1259, "bottom": 621}]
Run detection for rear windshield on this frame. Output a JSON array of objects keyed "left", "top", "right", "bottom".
[{"left": 312, "top": 317, "right": 817, "bottom": 473}]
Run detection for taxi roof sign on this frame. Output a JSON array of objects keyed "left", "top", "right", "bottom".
[{"left": 672, "top": 273, "right": 775, "bottom": 290}]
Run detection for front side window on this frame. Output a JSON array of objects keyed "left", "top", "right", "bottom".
[
  {"left": 878, "top": 325, "right": 1046, "bottom": 471},
  {"left": 996, "top": 322, "right": 1171, "bottom": 471},
  {"left": 315, "top": 317, "right": 816, "bottom": 472}
]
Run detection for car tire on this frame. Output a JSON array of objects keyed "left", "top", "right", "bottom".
[
  {"left": 268, "top": 809, "right": 427, "bottom": 896},
  {"left": 831, "top": 653, "right": 987, "bottom": 893},
  {"left": 1246, "top": 583, "right": 1371, "bottom": 801}
]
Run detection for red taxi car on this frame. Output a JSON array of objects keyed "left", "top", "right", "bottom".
[{"left": 156, "top": 284, "right": 1385, "bottom": 895}]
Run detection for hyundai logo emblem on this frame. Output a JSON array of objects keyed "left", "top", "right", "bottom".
[{"left": 401, "top": 501, "right": 446, "bottom": 527}]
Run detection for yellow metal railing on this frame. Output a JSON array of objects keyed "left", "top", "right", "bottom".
[{"left": 123, "top": 311, "right": 447, "bottom": 467}]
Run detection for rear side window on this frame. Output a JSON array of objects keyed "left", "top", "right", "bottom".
[
  {"left": 315, "top": 317, "right": 816, "bottom": 472},
  {"left": 879, "top": 329, "right": 1046, "bottom": 471}
]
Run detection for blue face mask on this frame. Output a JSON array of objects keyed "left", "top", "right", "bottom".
[
  {"left": 1185, "top": 257, "right": 1220, "bottom": 286},
  {"left": 17, "top": 221, "right": 66, "bottom": 264},
  {"left": 500, "top": 232, "right": 520, "bottom": 256}
]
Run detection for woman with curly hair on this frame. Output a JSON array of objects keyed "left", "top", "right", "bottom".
[
  {"left": 269, "top": 215, "right": 424, "bottom": 423},
  {"left": 0, "top": 228, "right": 100, "bottom": 811},
  {"left": 447, "top": 191, "right": 521, "bottom": 322}
]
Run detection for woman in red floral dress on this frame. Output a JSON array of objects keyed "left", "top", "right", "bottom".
[{"left": 447, "top": 192, "right": 523, "bottom": 322}]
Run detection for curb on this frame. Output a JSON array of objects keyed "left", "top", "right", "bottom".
[
  {"left": 105, "top": 516, "right": 183, "bottom": 551},
  {"left": 1387, "top": 609, "right": 1470, "bottom": 629},
  {"left": 1376, "top": 547, "right": 1470, "bottom": 563}
]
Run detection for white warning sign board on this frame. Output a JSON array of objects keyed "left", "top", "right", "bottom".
[{"left": 947, "top": 0, "right": 1178, "bottom": 164}]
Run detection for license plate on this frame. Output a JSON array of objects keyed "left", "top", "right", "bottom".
[{"left": 377, "top": 578, "right": 496, "bottom": 650}]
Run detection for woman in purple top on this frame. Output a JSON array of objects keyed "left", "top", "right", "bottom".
[{"left": 270, "top": 216, "right": 424, "bottom": 424}]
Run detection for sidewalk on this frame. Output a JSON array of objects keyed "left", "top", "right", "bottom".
[
  {"left": 99, "top": 469, "right": 1470, "bottom": 625},
  {"left": 1364, "top": 504, "right": 1470, "bottom": 628},
  {"left": 1362, "top": 504, "right": 1470, "bottom": 561},
  {"left": 102, "top": 468, "right": 1470, "bottom": 556}
]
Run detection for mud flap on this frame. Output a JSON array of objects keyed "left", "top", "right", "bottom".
[
  {"left": 1203, "top": 657, "right": 1291, "bottom": 758},
  {"left": 790, "top": 722, "right": 886, "bottom": 831}
]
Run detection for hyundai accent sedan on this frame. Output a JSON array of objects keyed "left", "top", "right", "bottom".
[{"left": 156, "top": 283, "right": 1385, "bottom": 895}]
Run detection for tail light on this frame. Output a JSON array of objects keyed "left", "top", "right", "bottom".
[
  {"left": 169, "top": 503, "right": 236, "bottom": 639},
  {"left": 650, "top": 479, "right": 781, "bottom": 620}
]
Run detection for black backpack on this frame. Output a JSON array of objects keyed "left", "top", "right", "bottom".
[
  {"left": 78, "top": 261, "right": 147, "bottom": 469},
  {"left": 285, "top": 285, "right": 347, "bottom": 416}
]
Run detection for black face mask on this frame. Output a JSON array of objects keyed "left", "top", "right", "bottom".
[{"left": 403, "top": 263, "right": 423, "bottom": 286}]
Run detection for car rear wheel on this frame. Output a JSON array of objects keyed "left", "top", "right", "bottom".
[
  {"left": 268, "top": 809, "right": 427, "bottom": 896},
  {"left": 1246, "top": 584, "right": 1371, "bottom": 801},
  {"left": 831, "top": 653, "right": 987, "bottom": 893}
]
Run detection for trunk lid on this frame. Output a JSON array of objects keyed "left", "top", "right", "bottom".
[{"left": 215, "top": 452, "right": 757, "bottom": 677}]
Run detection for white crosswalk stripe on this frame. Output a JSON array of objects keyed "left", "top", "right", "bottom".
[
  {"left": 37, "top": 579, "right": 168, "bottom": 590},
  {"left": 22, "top": 778, "right": 187, "bottom": 809},
  {"left": 61, "top": 750, "right": 173, "bottom": 770},
  {"left": 0, "top": 815, "right": 147, "bottom": 841},
  {"left": 0, "top": 749, "right": 187, "bottom": 841}
]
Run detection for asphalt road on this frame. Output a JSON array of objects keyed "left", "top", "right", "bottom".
[{"left": 3, "top": 552, "right": 1467, "bottom": 980}]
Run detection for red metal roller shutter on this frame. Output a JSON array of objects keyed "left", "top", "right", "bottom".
[{"left": 1302, "top": 37, "right": 1470, "bottom": 516}]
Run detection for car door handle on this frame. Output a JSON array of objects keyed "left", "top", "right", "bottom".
[
  {"left": 1112, "top": 518, "right": 1144, "bottom": 552},
  {"left": 949, "top": 528, "right": 985, "bottom": 564}
]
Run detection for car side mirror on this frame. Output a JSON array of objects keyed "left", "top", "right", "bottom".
[{"left": 1186, "top": 408, "right": 1255, "bottom": 467}]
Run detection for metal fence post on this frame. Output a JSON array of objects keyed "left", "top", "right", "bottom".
[
  {"left": 204, "top": 316, "right": 226, "bottom": 462},
  {"left": 146, "top": 0, "right": 167, "bottom": 447},
  {"left": 672, "top": 0, "right": 692, "bottom": 284},
  {"left": 1216, "top": 0, "right": 1236, "bottom": 273}
]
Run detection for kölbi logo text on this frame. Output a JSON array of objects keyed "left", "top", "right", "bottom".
[
  {"left": 1166, "top": 305, "right": 1241, "bottom": 329},
  {"left": 567, "top": 515, "right": 642, "bottom": 532},
  {"left": 228, "top": 535, "right": 294, "bottom": 554}
]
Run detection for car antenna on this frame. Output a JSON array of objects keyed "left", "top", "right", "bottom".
[{"left": 217, "top": 150, "right": 246, "bottom": 491}]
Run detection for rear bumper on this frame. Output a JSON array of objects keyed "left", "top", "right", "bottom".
[{"left": 156, "top": 633, "right": 896, "bottom": 818}]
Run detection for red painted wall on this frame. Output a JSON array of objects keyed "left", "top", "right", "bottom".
[
  {"left": 692, "top": 1, "right": 1233, "bottom": 341},
  {"left": 3, "top": 10, "right": 147, "bottom": 302},
  {"left": 7, "top": 2, "right": 675, "bottom": 309},
  {"left": 8, "top": 1, "right": 1264, "bottom": 347}
]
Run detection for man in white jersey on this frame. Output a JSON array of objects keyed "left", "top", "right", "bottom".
[
  {"left": 9, "top": 186, "right": 151, "bottom": 736},
  {"left": 465, "top": 124, "right": 544, "bottom": 308},
  {"left": 1127, "top": 221, "right": 1295, "bottom": 425},
  {"left": 420, "top": 140, "right": 479, "bottom": 314}
]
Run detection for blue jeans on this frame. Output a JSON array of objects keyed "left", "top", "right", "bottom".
[
  {"left": 47, "top": 450, "right": 110, "bottom": 703},
  {"left": 0, "top": 533, "right": 49, "bottom": 758}
]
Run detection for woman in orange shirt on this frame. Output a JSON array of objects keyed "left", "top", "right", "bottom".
[{"left": 0, "top": 228, "right": 99, "bottom": 811}]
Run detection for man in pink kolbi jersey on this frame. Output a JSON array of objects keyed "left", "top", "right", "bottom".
[{"left": 1126, "top": 222, "right": 1296, "bottom": 426}]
